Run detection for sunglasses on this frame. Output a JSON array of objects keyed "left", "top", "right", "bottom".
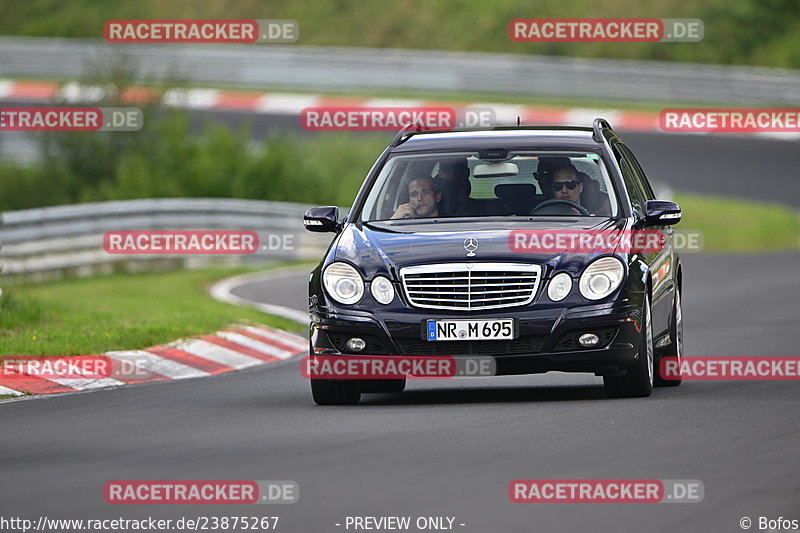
[{"left": 551, "top": 180, "right": 580, "bottom": 191}]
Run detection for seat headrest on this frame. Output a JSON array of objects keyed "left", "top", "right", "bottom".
[
  {"left": 437, "top": 158, "right": 471, "bottom": 196},
  {"left": 439, "top": 158, "right": 469, "bottom": 176},
  {"left": 434, "top": 177, "right": 459, "bottom": 216},
  {"left": 576, "top": 172, "right": 599, "bottom": 194}
]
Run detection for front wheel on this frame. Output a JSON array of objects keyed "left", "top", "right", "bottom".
[
  {"left": 310, "top": 379, "right": 361, "bottom": 405},
  {"left": 655, "top": 288, "right": 683, "bottom": 387},
  {"left": 604, "top": 293, "right": 654, "bottom": 398}
]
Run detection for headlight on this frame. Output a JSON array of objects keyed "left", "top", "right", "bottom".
[
  {"left": 579, "top": 257, "right": 625, "bottom": 300},
  {"left": 323, "top": 262, "right": 364, "bottom": 305},
  {"left": 370, "top": 275, "right": 395, "bottom": 305},
  {"left": 547, "top": 272, "right": 573, "bottom": 302}
]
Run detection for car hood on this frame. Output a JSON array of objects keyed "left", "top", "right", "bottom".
[{"left": 334, "top": 218, "right": 628, "bottom": 278}]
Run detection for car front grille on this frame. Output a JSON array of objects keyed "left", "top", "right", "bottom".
[
  {"left": 395, "top": 335, "right": 546, "bottom": 356},
  {"left": 400, "top": 263, "right": 542, "bottom": 311}
]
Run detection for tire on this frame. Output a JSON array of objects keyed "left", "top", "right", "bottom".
[
  {"left": 361, "top": 378, "right": 406, "bottom": 393},
  {"left": 655, "top": 288, "right": 683, "bottom": 387},
  {"left": 310, "top": 379, "right": 361, "bottom": 405},
  {"left": 604, "top": 293, "right": 654, "bottom": 398}
]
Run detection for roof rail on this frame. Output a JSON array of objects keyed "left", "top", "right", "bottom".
[
  {"left": 592, "top": 117, "right": 612, "bottom": 143},
  {"left": 389, "top": 124, "right": 421, "bottom": 147}
]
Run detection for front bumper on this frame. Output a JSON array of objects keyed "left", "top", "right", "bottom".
[{"left": 310, "top": 298, "right": 643, "bottom": 377}]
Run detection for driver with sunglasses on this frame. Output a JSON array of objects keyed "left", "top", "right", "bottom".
[{"left": 551, "top": 166, "right": 584, "bottom": 206}]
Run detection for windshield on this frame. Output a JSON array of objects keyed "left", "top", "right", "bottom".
[{"left": 359, "top": 151, "right": 619, "bottom": 222}]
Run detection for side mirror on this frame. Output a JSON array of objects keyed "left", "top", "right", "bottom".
[
  {"left": 303, "top": 206, "right": 340, "bottom": 233},
  {"left": 644, "top": 200, "right": 682, "bottom": 226}
]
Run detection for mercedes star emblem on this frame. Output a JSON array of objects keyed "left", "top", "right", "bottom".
[{"left": 464, "top": 237, "right": 478, "bottom": 257}]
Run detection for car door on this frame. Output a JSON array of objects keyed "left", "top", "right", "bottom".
[{"left": 618, "top": 143, "right": 675, "bottom": 334}]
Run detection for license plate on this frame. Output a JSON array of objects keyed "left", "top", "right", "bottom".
[{"left": 426, "top": 319, "right": 514, "bottom": 341}]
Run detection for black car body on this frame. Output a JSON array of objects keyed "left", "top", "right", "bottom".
[{"left": 304, "top": 119, "right": 684, "bottom": 404}]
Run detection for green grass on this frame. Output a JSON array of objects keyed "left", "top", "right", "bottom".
[
  {"left": 3, "top": 0, "right": 800, "bottom": 69},
  {"left": 0, "top": 265, "right": 310, "bottom": 356},
  {"left": 674, "top": 192, "right": 800, "bottom": 252}
]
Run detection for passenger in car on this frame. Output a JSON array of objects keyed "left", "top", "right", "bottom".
[
  {"left": 391, "top": 177, "right": 442, "bottom": 219},
  {"left": 434, "top": 158, "right": 481, "bottom": 216}
]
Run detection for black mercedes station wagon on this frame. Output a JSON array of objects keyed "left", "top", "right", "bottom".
[{"left": 304, "top": 119, "right": 684, "bottom": 405}]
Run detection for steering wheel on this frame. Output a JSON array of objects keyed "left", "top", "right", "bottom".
[{"left": 531, "top": 199, "right": 591, "bottom": 216}]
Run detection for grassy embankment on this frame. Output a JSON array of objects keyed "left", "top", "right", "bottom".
[
  {"left": 0, "top": 265, "right": 308, "bottom": 356},
  {"left": 3, "top": 0, "right": 800, "bottom": 68}
]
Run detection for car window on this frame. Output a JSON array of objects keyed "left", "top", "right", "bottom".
[
  {"left": 619, "top": 144, "right": 655, "bottom": 200},
  {"left": 359, "top": 151, "right": 618, "bottom": 222},
  {"left": 613, "top": 144, "right": 646, "bottom": 214}
]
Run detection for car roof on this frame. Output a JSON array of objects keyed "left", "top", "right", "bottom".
[{"left": 390, "top": 127, "right": 605, "bottom": 153}]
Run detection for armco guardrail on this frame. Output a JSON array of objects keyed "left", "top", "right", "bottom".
[
  {"left": 1, "top": 37, "right": 799, "bottom": 105},
  {"left": 0, "top": 198, "right": 337, "bottom": 278}
]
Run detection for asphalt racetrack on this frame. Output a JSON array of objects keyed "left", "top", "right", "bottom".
[{"left": 1, "top": 119, "right": 799, "bottom": 532}]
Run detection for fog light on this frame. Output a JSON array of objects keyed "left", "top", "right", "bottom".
[
  {"left": 578, "top": 333, "right": 600, "bottom": 347},
  {"left": 346, "top": 337, "right": 366, "bottom": 352}
]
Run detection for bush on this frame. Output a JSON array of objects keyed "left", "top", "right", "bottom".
[{"left": 0, "top": 107, "right": 389, "bottom": 211}]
